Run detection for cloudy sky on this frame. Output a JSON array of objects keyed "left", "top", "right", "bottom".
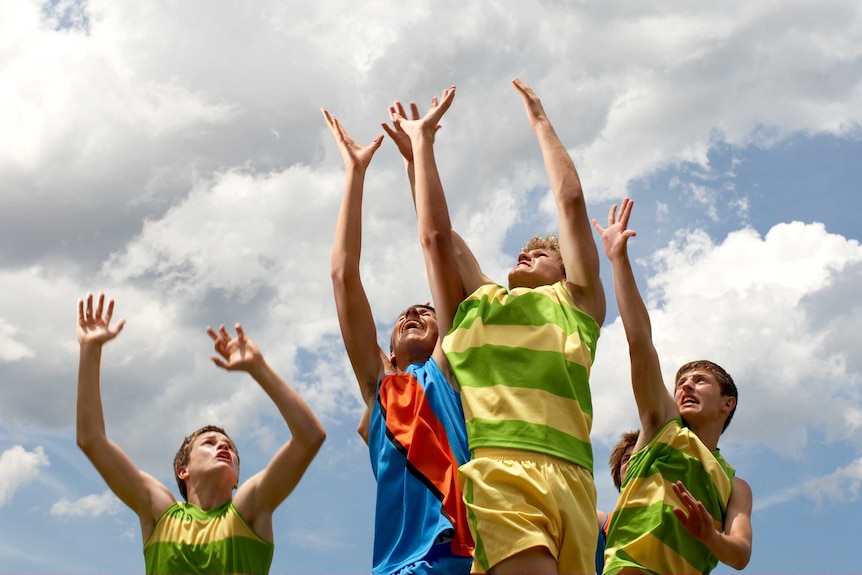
[{"left": 1, "top": 0, "right": 861, "bottom": 572}]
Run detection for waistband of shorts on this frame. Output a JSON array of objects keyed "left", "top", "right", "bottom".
[{"left": 472, "top": 447, "right": 574, "bottom": 465}]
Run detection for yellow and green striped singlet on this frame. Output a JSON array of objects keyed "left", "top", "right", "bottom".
[
  {"left": 603, "top": 419, "right": 735, "bottom": 575},
  {"left": 442, "top": 282, "right": 600, "bottom": 471},
  {"left": 143, "top": 501, "right": 273, "bottom": 575}
]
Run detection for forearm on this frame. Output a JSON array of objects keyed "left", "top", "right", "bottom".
[
  {"left": 330, "top": 167, "right": 366, "bottom": 279},
  {"left": 533, "top": 121, "right": 583, "bottom": 205},
  {"left": 76, "top": 344, "right": 108, "bottom": 450},
  {"left": 704, "top": 531, "right": 751, "bottom": 570},
  {"left": 611, "top": 254, "right": 652, "bottom": 345},
  {"left": 250, "top": 361, "right": 325, "bottom": 450}
]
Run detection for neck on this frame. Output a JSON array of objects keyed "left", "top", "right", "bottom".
[
  {"left": 186, "top": 486, "right": 233, "bottom": 511},
  {"left": 684, "top": 418, "right": 723, "bottom": 451}
]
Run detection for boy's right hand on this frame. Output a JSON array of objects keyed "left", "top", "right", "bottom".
[
  {"left": 77, "top": 292, "right": 126, "bottom": 347},
  {"left": 322, "top": 108, "right": 383, "bottom": 171},
  {"left": 592, "top": 197, "right": 637, "bottom": 261}
]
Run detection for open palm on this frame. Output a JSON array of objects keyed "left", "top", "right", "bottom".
[{"left": 77, "top": 293, "right": 125, "bottom": 346}]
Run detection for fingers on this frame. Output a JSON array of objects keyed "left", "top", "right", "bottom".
[
  {"left": 591, "top": 218, "right": 605, "bottom": 235},
  {"left": 111, "top": 318, "right": 126, "bottom": 336},
  {"left": 235, "top": 323, "right": 245, "bottom": 344},
  {"left": 95, "top": 293, "right": 105, "bottom": 319},
  {"left": 211, "top": 355, "right": 231, "bottom": 370},
  {"left": 104, "top": 298, "right": 114, "bottom": 324},
  {"left": 77, "top": 298, "right": 84, "bottom": 322},
  {"left": 321, "top": 108, "right": 334, "bottom": 131},
  {"left": 85, "top": 292, "right": 94, "bottom": 319},
  {"left": 409, "top": 102, "right": 420, "bottom": 120},
  {"left": 607, "top": 203, "right": 618, "bottom": 227},
  {"left": 206, "top": 325, "right": 220, "bottom": 342},
  {"left": 219, "top": 324, "right": 231, "bottom": 341}
]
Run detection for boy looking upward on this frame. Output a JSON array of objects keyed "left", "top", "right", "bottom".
[{"left": 593, "top": 198, "right": 753, "bottom": 574}]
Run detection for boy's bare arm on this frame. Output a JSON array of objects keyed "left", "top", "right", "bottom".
[
  {"left": 514, "top": 78, "right": 606, "bottom": 326},
  {"left": 390, "top": 86, "right": 465, "bottom": 336},
  {"left": 213, "top": 326, "right": 325, "bottom": 539},
  {"left": 451, "top": 230, "right": 495, "bottom": 295},
  {"left": 383, "top": 102, "right": 491, "bottom": 299},
  {"left": 325, "top": 110, "right": 388, "bottom": 404},
  {"left": 594, "top": 200, "right": 677, "bottom": 443},
  {"left": 672, "top": 478, "right": 753, "bottom": 569},
  {"left": 76, "top": 293, "right": 175, "bottom": 540}
]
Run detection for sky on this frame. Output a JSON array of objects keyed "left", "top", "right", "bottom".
[{"left": 1, "top": 0, "right": 861, "bottom": 573}]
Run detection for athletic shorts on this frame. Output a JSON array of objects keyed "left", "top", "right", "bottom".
[{"left": 459, "top": 448, "right": 597, "bottom": 574}]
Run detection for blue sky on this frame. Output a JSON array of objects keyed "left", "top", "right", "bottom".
[{"left": 1, "top": 1, "right": 861, "bottom": 573}]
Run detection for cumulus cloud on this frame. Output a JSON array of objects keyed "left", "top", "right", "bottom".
[
  {"left": 804, "top": 457, "right": 862, "bottom": 505},
  {"left": 50, "top": 490, "right": 123, "bottom": 518},
  {"left": 0, "top": 445, "right": 49, "bottom": 507},
  {"left": 592, "top": 220, "right": 862, "bottom": 455}
]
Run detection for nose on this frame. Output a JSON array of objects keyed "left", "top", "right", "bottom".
[
  {"left": 518, "top": 252, "right": 531, "bottom": 263},
  {"left": 405, "top": 306, "right": 420, "bottom": 318},
  {"left": 678, "top": 378, "right": 694, "bottom": 393}
]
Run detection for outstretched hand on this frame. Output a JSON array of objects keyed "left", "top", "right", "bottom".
[
  {"left": 322, "top": 108, "right": 383, "bottom": 171},
  {"left": 672, "top": 481, "right": 720, "bottom": 544},
  {"left": 592, "top": 197, "right": 637, "bottom": 261},
  {"left": 382, "top": 101, "right": 442, "bottom": 162},
  {"left": 208, "top": 324, "right": 265, "bottom": 375},
  {"left": 77, "top": 293, "right": 126, "bottom": 346},
  {"left": 389, "top": 86, "right": 455, "bottom": 143},
  {"left": 512, "top": 78, "right": 549, "bottom": 130}
]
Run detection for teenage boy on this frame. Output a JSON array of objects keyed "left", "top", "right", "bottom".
[
  {"left": 593, "top": 198, "right": 752, "bottom": 574},
  {"left": 76, "top": 293, "right": 325, "bottom": 575}
]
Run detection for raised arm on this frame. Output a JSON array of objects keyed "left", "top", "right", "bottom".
[
  {"left": 671, "top": 478, "right": 753, "bottom": 569},
  {"left": 214, "top": 325, "right": 325, "bottom": 540},
  {"left": 390, "top": 87, "right": 465, "bottom": 335},
  {"left": 514, "top": 78, "right": 606, "bottom": 326},
  {"left": 593, "top": 199, "right": 677, "bottom": 444},
  {"left": 325, "top": 110, "right": 388, "bottom": 405},
  {"left": 76, "top": 293, "right": 174, "bottom": 539},
  {"left": 383, "top": 100, "right": 493, "bottom": 298}
]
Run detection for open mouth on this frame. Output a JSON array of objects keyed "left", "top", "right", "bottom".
[
  {"left": 216, "top": 451, "right": 232, "bottom": 462},
  {"left": 681, "top": 396, "right": 698, "bottom": 406},
  {"left": 402, "top": 320, "right": 423, "bottom": 331}
]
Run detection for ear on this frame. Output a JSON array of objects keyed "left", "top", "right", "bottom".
[
  {"left": 177, "top": 465, "right": 189, "bottom": 481},
  {"left": 389, "top": 353, "right": 397, "bottom": 370},
  {"left": 722, "top": 395, "right": 736, "bottom": 414}
]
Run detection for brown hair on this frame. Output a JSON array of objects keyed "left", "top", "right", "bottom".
[
  {"left": 675, "top": 360, "right": 738, "bottom": 432},
  {"left": 522, "top": 234, "right": 564, "bottom": 273},
  {"left": 608, "top": 430, "right": 639, "bottom": 491},
  {"left": 173, "top": 425, "right": 239, "bottom": 501}
]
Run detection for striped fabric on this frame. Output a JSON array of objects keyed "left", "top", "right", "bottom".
[
  {"left": 143, "top": 501, "right": 273, "bottom": 575},
  {"left": 603, "top": 419, "right": 735, "bottom": 575},
  {"left": 442, "top": 282, "right": 600, "bottom": 472}
]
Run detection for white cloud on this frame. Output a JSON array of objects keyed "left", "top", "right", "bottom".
[
  {"left": 0, "top": 319, "right": 35, "bottom": 362},
  {"left": 804, "top": 457, "right": 862, "bottom": 506},
  {"left": 50, "top": 490, "right": 123, "bottom": 518},
  {"left": 0, "top": 445, "right": 49, "bottom": 507},
  {"left": 592, "top": 221, "right": 862, "bottom": 455}
]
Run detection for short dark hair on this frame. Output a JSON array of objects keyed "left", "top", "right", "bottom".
[
  {"left": 675, "top": 360, "right": 738, "bottom": 432},
  {"left": 173, "top": 425, "right": 239, "bottom": 501},
  {"left": 608, "top": 430, "right": 639, "bottom": 491}
]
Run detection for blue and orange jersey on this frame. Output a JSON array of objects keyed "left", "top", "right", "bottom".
[{"left": 368, "top": 356, "right": 472, "bottom": 574}]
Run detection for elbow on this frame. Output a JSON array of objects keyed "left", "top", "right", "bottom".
[
  {"left": 731, "top": 546, "right": 752, "bottom": 570},
  {"left": 330, "top": 263, "right": 358, "bottom": 288},
  {"left": 418, "top": 228, "right": 450, "bottom": 255}
]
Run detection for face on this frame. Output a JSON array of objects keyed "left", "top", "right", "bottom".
[
  {"left": 508, "top": 248, "right": 565, "bottom": 289},
  {"left": 390, "top": 306, "right": 438, "bottom": 368},
  {"left": 674, "top": 369, "right": 734, "bottom": 425},
  {"left": 179, "top": 431, "right": 240, "bottom": 489}
]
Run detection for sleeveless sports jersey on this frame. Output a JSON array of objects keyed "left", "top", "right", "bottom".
[
  {"left": 442, "top": 282, "right": 600, "bottom": 471},
  {"left": 143, "top": 501, "right": 272, "bottom": 575},
  {"left": 368, "top": 357, "right": 473, "bottom": 575},
  {"left": 603, "top": 419, "right": 735, "bottom": 575}
]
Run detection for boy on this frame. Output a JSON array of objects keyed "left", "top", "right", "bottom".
[
  {"left": 593, "top": 198, "right": 753, "bottom": 573},
  {"left": 393, "top": 79, "right": 606, "bottom": 574},
  {"left": 324, "top": 106, "right": 473, "bottom": 575},
  {"left": 76, "top": 293, "right": 325, "bottom": 574}
]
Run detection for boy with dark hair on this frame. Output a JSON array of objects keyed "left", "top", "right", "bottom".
[
  {"left": 324, "top": 103, "right": 473, "bottom": 575},
  {"left": 76, "top": 293, "right": 325, "bottom": 575},
  {"left": 593, "top": 198, "right": 752, "bottom": 574}
]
